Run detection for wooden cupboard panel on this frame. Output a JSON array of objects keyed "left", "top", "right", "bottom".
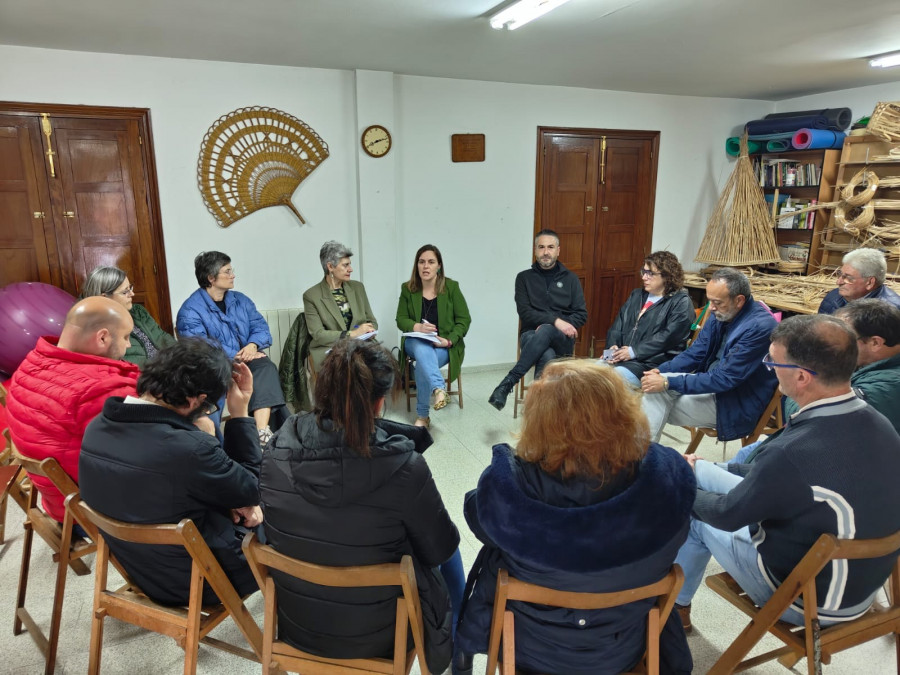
[{"left": 0, "top": 103, "right": 172, "bottom": 331}]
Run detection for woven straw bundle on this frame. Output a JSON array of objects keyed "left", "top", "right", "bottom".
[
  {"left": 198, "top": 106, "right": 329, "bottom": 227},
  {"left": 696, "top": 134, "right": 780, "bottom": 266},
  {"left": 867, "top": 102, "right": 900, "bottom": 143}
]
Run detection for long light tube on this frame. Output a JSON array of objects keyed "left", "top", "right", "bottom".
[
  {"left": 490, "top": 0, "right": 574, "bottom": 31},
  {"left": 869, "top": 51, "right": 900, "bottom": 69}
]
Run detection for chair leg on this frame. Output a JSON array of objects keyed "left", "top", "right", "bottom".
[
  {"left": 405, "top": 359, "right": 413, "bottom": 413},
  {"left": 684, "top": 430, "right": 703, "bottom": 455},
  {"left": 457, "top": 373, "right": 463, "bottom": 409},
  {"left": 14, "top": 520, "right": 35, "bottom": 635},
  {"left": 45, "top": 511, "right": 77, "bottom": 674},
  {"left": 0, "top": 490, "right": 7, "bottom": 544},
  {"left": 183, "top": 566, "right": 205, "bottom": 675}
]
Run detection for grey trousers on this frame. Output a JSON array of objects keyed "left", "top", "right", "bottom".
[{"left": 642, "top": 373, "right": 717, "bottom": 443}]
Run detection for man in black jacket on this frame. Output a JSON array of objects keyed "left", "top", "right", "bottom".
[
  {"left": 79, "top": 338, "right": 263, "bottom": 606},
  {"left": 489, "top": 229, "right": 587, "bottom": 410}
]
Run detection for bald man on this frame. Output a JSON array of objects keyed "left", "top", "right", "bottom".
[{"left": 6, "top": 296, "right": 140, "bottom": 522}]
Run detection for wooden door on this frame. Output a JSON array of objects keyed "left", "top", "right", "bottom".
[
  {"left": 540, "top": 136, "right": 599, "bottom": 356},
  {"left": 0, "top": 103, "right": 172, "bottom": 331},
  {"left": 0, "top": 115, "right": 58, "bottom": 287},
  {"left": 51, "top": 118, "right": 163, "bottom": 325},
  {"left": 536, "top": 128, "right": 659, "bottom": 356}
]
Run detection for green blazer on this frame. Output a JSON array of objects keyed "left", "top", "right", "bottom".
[
  {"left": 126, "top": 304, "right": 176, "bottom": 367},
  {"left": 395, "top": 278, "right": 471, "bottom": 383},
  {"left": 303, "top": 278, "right": 378, "bottom": 370}
]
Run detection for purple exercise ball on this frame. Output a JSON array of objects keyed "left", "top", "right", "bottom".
[{"left": 0, "top": 282, "right": 76, "bottom": 375}]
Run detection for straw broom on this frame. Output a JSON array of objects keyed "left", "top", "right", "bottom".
[{"left": 696, "top": 133, "right": 780, "bottom": 266}]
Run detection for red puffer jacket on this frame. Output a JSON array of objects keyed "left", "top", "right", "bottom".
[{"left": 6, "top": 337, "right": 139, "bottom": 521}]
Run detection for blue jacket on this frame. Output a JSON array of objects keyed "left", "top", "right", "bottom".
[
  {"left": 660, "top": 297, "right": 777, "bottom": 441},
  {"left": 176, "top": 288, "right": 272, "bottom": 360},
  {"left": 456, "top": 444, "right": 694, "bottom": 675},
  {"left": 818, "top": 284, "right": 900, "bottom": 315}
]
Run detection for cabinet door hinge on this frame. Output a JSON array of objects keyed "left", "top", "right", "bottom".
[
  {"left": 139, "top": 135, "right": 143, "bottom": 145},
  {"left": 153, "top": 264, "right": 158, "bottom": 274}
]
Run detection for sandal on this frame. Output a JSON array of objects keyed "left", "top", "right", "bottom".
[
  {"left": 414, "top": 416, "right": 431, "bottom": 428},
  {"left": 431, "top": 388, "right": 449, "bottom": 411}
]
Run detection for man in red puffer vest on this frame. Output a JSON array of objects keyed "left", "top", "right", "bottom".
[{"left": 6, "top": 296, "right": 139, "bottom": 522}]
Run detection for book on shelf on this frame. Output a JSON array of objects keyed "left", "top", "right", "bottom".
[
  {"left": 777, "top": 242, "right": 810, "bottom": 263},
  {"left": 752, "top": 157, "right": 822, "bottom": 188},
  {"left": 775, "top": 198, "right": 817, "bottom": 230}
]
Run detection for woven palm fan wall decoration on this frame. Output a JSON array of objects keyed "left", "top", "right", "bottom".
[{"left": 198, "top": 106, "right": 329, "bottom": 227}]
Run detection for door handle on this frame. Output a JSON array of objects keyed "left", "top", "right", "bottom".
[
  {"left": 63, "top": 211, "right": 75, "bottom": 218},
  {"left": 601, "top": 206, "right": 609, "bottom": 211}
]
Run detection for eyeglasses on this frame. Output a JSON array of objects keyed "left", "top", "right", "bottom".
[
  {"left": 199, "top": 400, "right": 220, "bottom": 416},
  {"left": 837, "top": 272, "right": 871, "bottom": 283},
  {"left": 116, "top": 285, "right": 134, "bottom": 296},
  {"left": 218, "top": 268, "right": 236, "bottom": 277},
  {"left": 640, "top": 269, "right": 660, "bottom": 278},
  {"left": 762, "top": 353, "right": 817, "bottom": 376}
]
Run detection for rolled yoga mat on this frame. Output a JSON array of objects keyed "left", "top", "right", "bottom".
[
  {"left": 791, "top": 129, "right": 846, "bottom": 150},
  {"left": 746, "top": 115, "right": 830, "bottom": 135},
  {"left": 767, "top": 138, "right": 792, "bottom": 152},
  {"left": 765, "top": 108, "right": 852, "bottom": 130},
  {"left": 726, "top": 137, "right": 764, "bottom": 156},
  {"left": 746, "top": 131, "right": 795, "bottom": 142}
]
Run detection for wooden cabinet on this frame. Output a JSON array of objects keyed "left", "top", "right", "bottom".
[
  {"left": 752, "top": 148, "right": 839, "bottom": 274},
  {"left": 0, "top": 103, "right": 172, "bottom": 331},
  {"left": 819, "top": 135, "right": 900, "bottom": 274}
]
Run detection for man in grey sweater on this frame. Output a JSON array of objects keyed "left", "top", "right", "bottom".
[{"left": 674, "top": 314, "right": 900, "bottom": 633}]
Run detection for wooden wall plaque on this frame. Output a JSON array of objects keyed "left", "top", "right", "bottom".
[{"left": 451, "top": 134, "right": 485, "bottom": 162}]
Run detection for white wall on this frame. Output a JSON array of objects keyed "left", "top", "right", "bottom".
[
  {"left": 0, "top": 44, "right": 772, "bottom": 367},
  {"left": 775, "top": 80, "right": 900, "bottom": 123}
]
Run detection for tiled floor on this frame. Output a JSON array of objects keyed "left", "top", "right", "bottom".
[{"left": 0, "top": 366, "right": 894, "bottom": 673}]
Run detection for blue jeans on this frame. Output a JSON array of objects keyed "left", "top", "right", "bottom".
[
  {"left": 595, "top": 359, "right": 642, "bottom": 388},
  {"left": 405, "top": 338, "right": 450, "bottom": 418},
  {"left": 677, "top": 460, "right": 873, "bottom": 626},
  {"left": 439, "top": 548, "right": 465, "bottom": 638}
]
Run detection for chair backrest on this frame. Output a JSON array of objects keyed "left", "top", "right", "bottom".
[
  {"left": 486, "top": 565, "right": 683, "bottom": 675},
  {"left": 11, "top": 448, "right": 78, "bottom": 503},
  {"left": 66, "top": 493, "right": 263, "bottom": 657},
  {"left": 242, "top": 532, "right": 430, "bottom": 674},
  {"left": 707, "top": 529, "right": 900, "bottom": 675}
]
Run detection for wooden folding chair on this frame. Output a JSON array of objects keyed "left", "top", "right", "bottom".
[
  {"left": 67, "top": 493, "right": 264, "bottom": 675},
  {"left": 12, "top": 450, "right": 95, "bottom": 674},
  {"left": 242, "top": 531, "right": 431, "bottom": 675},
  {"left": 706, "top": 530, "right": 900, "bottom": 675},
  {"left": 683, "top": 387, "right": 783, "bottom": 456},
  {"left": 485, "top": 565, "right": 683, "bottom": 675},
  {"left": 0, "top": 459, "right": 21, "bottom": 545},
  {"left": 404, "top": 356, "right": 463, "bottom": 412}
]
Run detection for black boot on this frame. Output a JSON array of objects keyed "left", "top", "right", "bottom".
[
  {"left": 451, "top": 650, "right": 473, "bottom": 675},
  {"left": 488, "top": 375, "right": 517, "bottom": 411}
]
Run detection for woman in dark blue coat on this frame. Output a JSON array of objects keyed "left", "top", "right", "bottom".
[{"left": 454, "top": 360, "right": 695, "bottom": 675}]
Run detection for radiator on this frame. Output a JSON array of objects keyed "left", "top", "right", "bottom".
[{"left": 259, "top": 308, "right": 303, "bottom": 369}]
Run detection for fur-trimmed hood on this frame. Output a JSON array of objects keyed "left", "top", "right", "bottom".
[{"left": 468, "top": 443, "right": 696, "bottom": 574}]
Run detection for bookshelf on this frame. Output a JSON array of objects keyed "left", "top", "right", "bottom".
[
  {"left": 819, "top": 136, "right": 900, "bottom": 274},
  {"left": 752, "top": 148, "right": 840, "bottom": 273}
]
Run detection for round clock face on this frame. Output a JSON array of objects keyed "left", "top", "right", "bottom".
[{"left": 361, "top": 125, "right": 392, "bottom": 157}]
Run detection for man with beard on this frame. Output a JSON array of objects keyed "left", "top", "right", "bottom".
[
  {"left": 79, "top": 338, "right": 262, "bottom": 605},
  {"left": 488, "top": 229, "right": 587, "bottom": 410},
  {"left": 640, "top": 267, "right": 777, "bottom": 444}
]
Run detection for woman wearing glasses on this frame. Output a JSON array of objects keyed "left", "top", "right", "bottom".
[
  {"left": 176, "top": 251, "right": 288, "bottom": 445},
  {"left": 81, "top": 266, "right": 176, "bottom": 367},
  {"left": 602, "top": 251, "right": 694, "bottom": 387}
]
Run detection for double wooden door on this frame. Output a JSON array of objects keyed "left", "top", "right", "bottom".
[
  {"left": 535, "top": 127, "right": 659, "bottom": 356},
  {"left": 0, "top": 103, "right": 171, "bottom": 330}
]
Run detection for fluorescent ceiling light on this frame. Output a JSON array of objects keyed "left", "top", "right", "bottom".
[
  {"left": 869, "top": 51, "right": 900, "bottom": 68},
  {"left": 490, "top": 0, "right": 573, "bottom": 31}
]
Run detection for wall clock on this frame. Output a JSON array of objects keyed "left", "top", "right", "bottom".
[{"left": 361, "top": 124, "right": 392, "bottom": 158}]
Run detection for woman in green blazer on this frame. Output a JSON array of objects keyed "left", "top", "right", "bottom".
[
  {"left": 81, "top": 266, "right": 176, "bottom": 367},
  {"left": 303, "top": 240, "right": 379, "bottom": 371},
  {"left": 396, "top": 244, "right": 471, "bottom": 426}
]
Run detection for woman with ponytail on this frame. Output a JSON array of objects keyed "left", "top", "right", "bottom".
[{"left": 259, "top": 339, "right": 462, "bottom": 674}]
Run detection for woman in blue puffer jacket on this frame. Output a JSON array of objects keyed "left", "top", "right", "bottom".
[{"left": 176, "top": 250, "right": 287, "bottom": 445}]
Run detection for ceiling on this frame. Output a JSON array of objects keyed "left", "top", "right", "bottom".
[{"left": 2, "top": 0, "right": 900, "bottom": 100}]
